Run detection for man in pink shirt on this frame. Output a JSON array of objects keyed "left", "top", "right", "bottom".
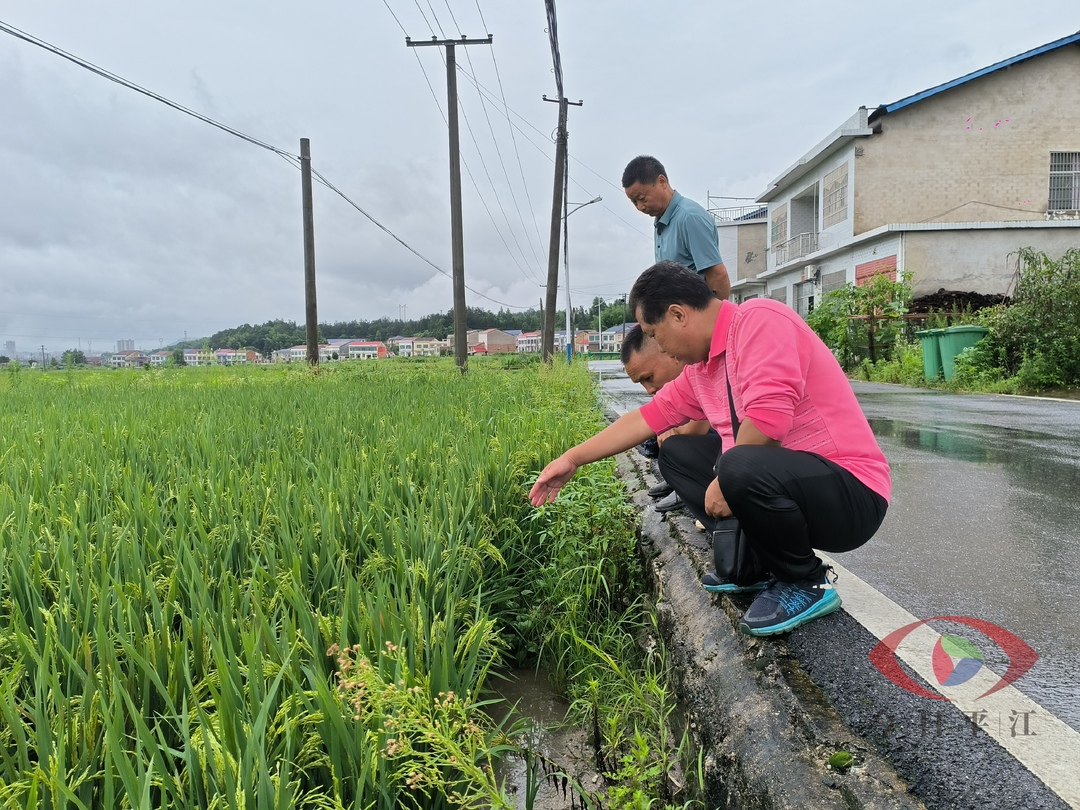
[{"left": 531, "top": 262, "right": 890, "bottom": 636}]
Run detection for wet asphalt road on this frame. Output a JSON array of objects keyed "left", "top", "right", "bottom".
[{"left": 592, "top": 363, "right": 1080, "bottom": 735}]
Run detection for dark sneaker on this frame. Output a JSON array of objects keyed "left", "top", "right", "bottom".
[
  {"left": 648, "top": 481, "right": 674, "bottom": 498},
  {"left": 701, "top": 572, "right": 768, "bottom": 594},
  {"left": 654, "top": 492, "right": 685, "bottom": 513},
  {"left": 738, "top": 569, "right": 841, "bottom": 636},
  {"left": 637, "top": 437, "right": 660, "bottom": 459}
]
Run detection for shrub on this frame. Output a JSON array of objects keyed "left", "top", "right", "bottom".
[
  {"left": 948, "top": 248, "right": 1080, "bottom": 391},
  {"left": 807, "top": 273, "right": 913, "bottom": 370}
]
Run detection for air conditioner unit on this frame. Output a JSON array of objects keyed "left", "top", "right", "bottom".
[{"left": 802, "top": 265, "right": 819, "bottom": 282}]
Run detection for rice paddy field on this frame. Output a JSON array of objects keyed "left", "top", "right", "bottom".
[{"left": 0, "top": 360, "right": 689, "bottom": 809}]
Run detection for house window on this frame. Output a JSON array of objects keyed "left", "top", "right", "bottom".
[
  {"left": 1049, "top": 152, "right": 1080, "bottom": 211},
  {"left": 771, "top": 204, "right": 788, "bottom": 246},
  {"left": 822, "top": 164, "right": 849, "bottom": 228},
  {"left": 795, "top": 281, "right": 815, "bottom": 317}
]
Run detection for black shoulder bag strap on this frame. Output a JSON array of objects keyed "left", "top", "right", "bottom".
[{"left": 726, "top": 359, "right": 739, "bottom": 442}]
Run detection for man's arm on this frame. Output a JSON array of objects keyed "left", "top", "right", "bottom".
[
  {"left": 701, "top": 262, "right": 731, "bottom": 300},
  {"left": 530, "top": 409, "right": 653, "bottom": 506},
  {"left": 657, "top": 418, "right": 711, "bottom": 445}
]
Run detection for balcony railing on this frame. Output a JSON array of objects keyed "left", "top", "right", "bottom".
[
  {"left": 771, "top": 232, "right": 819, "bottom": 265},
  {"left": 709, "top": 205, "right": 768, "bottom": 223}
]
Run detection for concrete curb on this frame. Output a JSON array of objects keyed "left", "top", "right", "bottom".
[{"left": 616, "top": 450, "right": 927, "bottom": 809}]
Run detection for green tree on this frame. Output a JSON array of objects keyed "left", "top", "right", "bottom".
[
  {"left": 63, "top": 349, "right": 87, "bottom": 367},
  {"left": 171, "top": 349, "right": 187, "bottom": 367},
  {"left": 807, "top": 272, "right": 912, "bottom": 369}
]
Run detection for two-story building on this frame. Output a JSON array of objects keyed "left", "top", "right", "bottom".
[
  {"left": 111, "top": 350, "right": 148, "bottom": 368},
  {"left": 744, "top": 31, "right": 1080, "bottom": 311},
  {"left": 516, "top": 331, "right": 541, "bottom": 353},
  {"left": 463, "top": 329, "right": 517, "bottom": 355},
  {"left": 412, "top": 337, "right": 445, "bottom": 357},
  {"left": 183, "top": 348, "right": 214, "bottom": 367},
  {"left": 710, "top": 200, "right": 770, "bottom": 302},
  {"left": 600, "top": 323, "right": 637, "bottom": 354},
  {"left": 341, "top": 340, "right": 388, "bottom": 359},
  {"left": 214, "top": 349, "right": 261, "bottom": 365}
]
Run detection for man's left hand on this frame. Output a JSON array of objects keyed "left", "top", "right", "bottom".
[{"left": 704, "top": 478, "right": 730, "bottom": 518}]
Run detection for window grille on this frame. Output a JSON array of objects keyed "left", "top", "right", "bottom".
[
  {"left": 795, "top": 281, "right": 815, "bottom": 317},
  {"left": 1049, "top": 152, "right": 1080, "bottom": 211},
  {"left": 822, "top": 165, "right": 849, "bottom": 228},
  {"left": 771, "top": 204, "right": 788, "bottom": 246}
]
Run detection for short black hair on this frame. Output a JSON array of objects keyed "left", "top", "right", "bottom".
[
  {"left": 629, "top": 261, "right": 715, "bottom": 325},
  {"left": 621, "top": 155, "right": 666, "bottom": 189},
  {"left": 619, "top": 324, "right": 646, "bottom": 364}
]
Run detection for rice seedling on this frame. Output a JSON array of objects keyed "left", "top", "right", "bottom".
[{"left": 0, "top": 360, "right": 697, "bottom": 808}]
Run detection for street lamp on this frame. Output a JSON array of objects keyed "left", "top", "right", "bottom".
[{"left": 563, "top": 195, "right": 602, "bottom": 363}]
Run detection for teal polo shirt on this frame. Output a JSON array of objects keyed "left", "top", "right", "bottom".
[{"left": 654, "top": 191, "right": 723, "bottom": 273}]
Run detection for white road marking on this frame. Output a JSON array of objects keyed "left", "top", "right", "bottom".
[{"left": 821, "top": 553, "right": 1080, "bottom": 810}]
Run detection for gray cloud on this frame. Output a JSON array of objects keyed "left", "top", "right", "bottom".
[{"left": 0, "top": 0, "right": 1075, "bottom": 352}]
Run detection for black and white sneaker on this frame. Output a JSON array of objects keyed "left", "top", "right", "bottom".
[
  {"left": 701, "top": 572, "right": 768, "bottom": 594},
  {"left": 738, "top": 568, "right": 841, "bottom": 636}
]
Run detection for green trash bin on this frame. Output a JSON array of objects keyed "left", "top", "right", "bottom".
[
  {"left": 915, "top": 329, "right": 945, "bottom": 380},
  {"left": 939, "top": 325, "right": 989, "bottom": 381}
]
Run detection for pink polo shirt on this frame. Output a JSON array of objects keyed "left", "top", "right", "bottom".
[{"left": 639, "top": 299, "right": 891, "bottom": 503}]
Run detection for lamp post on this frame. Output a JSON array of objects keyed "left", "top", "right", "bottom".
[{"left": 563, "top": 195, "right": 602, "bottom": 363}]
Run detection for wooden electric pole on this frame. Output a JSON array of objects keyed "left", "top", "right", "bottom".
[
  {"left": 407, "top": 34, "right": 492, "bottom": 373},
  {"left": 541, "top": 94, "right": 582, "bottom": 363},
  {"left": 300, "top": 138, "right": 319, "bottom": 366}
]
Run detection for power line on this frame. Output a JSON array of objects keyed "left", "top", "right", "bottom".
[
  {"left": 1, "top": 17, "right": 533, "bottom": 311},
  {"left": 308, "top": 165, "right": 531, "bottom": 310},
  {"left": 405, "top": 38, "right": 543, "bottom": 290},
  {"left": 453, "top": 8, "right": 547, "bottom": 275},
  {"left": 0, "top": 19, "right": 296, "bottom": 159}
]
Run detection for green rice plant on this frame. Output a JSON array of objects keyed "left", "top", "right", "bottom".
[{"left": 0, "top": 359, "right": 690, "bottom": 808}]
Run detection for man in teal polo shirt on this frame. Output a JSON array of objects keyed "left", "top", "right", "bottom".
[{"left": 622, "top": 155, "right": 731, "bottom": 300}]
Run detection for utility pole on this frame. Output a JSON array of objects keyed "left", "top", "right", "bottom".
[
  {"left": 40, "top": 345, "right": 46, "bottom": 368},
  {"left": 407, "top": 34, "right": 493, "bottom": 373},
  {"left": 541, "top": 94, "right": 582, "bottom": 363},
  {"left": 300, "top": 138, "right": 319, "bottom": 366}
]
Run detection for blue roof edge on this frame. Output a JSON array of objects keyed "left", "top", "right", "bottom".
[{"left": 870, "top": 31, "right": 1080, "bottom": 121}]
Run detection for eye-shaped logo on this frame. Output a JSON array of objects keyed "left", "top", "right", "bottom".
[{"left": 868, "top": 616, "right": 1037, "bottom": 701}]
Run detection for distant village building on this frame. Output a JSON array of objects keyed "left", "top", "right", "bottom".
[
  {"left": 461, "top": 329, "right": 516, "bottom": 355},
  {"left": 600, "top": 323, "right": 637, "bottom": 354},
  {"left": 516, "top": 331, "right": 541, "bottom": 353},
  {"left": 341, "top": 340, "right": 388, "bottom": 359}
]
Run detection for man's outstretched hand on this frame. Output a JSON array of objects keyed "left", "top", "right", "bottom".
[{"left": 529, "top": 455, "right": 579, "bottom": 506}]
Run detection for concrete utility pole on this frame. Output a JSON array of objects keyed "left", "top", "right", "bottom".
[
  {"left": 300, "top": 138, "right": 319, "bottom": 366},
  {"left": 541, "top": 94, "right": 582, "bottom": 363},
  {"left": 407, "top": 34, "right": 493, "bottom": 373}
]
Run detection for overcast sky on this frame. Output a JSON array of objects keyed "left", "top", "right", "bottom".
[{"left": 1, "top": 1, "right": 1076, "bottom": 353}]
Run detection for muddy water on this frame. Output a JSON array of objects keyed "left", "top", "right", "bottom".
[{"left": 488, "top": 669, "right": 605, "bottom": 809}]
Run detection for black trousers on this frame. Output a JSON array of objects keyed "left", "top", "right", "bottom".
[{"left": 657, "top": 433, "right": 888, "bottom": 581}]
